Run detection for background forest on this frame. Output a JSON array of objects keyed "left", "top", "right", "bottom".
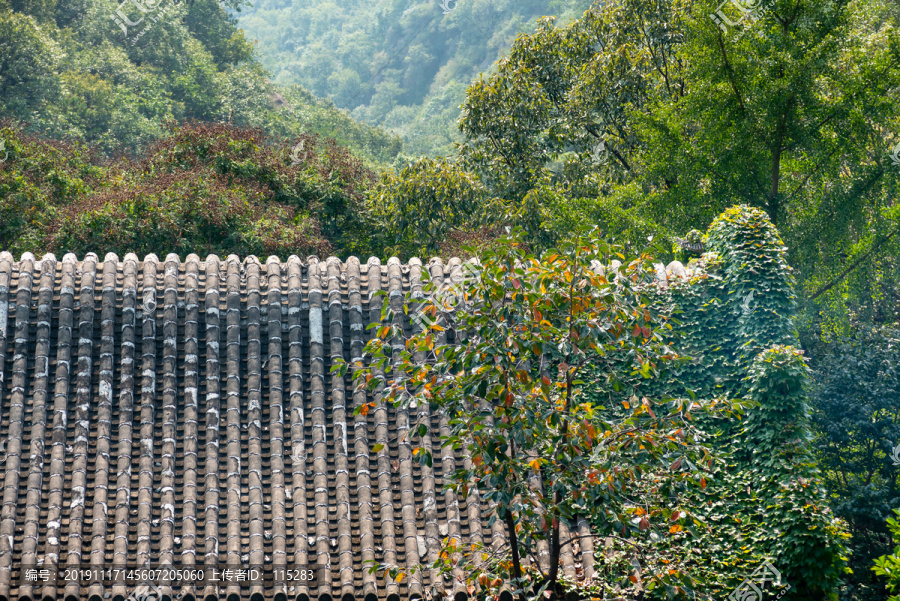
[
  {"left": 2, "top": 0, "right": 900, "bottom": 598},
  {"left": 236, "top": 0, "right": 595, "bottom": 155}
]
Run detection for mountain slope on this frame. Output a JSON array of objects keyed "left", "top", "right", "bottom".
[
  {"left": 0, "top": 0, "right": 401, "bottom": 165},
  {"left": 237, "top": 0, "right": 593, "bottom": 156}
]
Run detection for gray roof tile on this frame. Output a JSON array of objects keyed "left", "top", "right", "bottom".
[{"left": 0, "top": 253, "right": 635, "bottom": 600}]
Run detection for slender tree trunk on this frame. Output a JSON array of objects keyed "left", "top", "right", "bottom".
[
  {"left": 768, "top": 109, "right": 789, "bottom": 226},
  {"left": 505, "top": 509, "right": 527, "bottom": 601},
  {"left": 547, "top": 491, "right": 561, "bottom": 598}
]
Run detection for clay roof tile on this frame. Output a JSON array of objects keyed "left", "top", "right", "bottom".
[{"left": 0, "top": 254, "right": 610, "bottom": 601}]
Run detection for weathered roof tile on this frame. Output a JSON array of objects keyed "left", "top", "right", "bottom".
[{"left": 0, "top": 254, "right": 614, "bottom": 601}]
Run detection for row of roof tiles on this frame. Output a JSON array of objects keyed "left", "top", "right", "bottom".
[{"left": 0, "top": 252, "right": 623, "bottom": 601}]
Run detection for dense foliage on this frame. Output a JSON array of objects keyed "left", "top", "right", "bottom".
[
  {"left": 372, "top": 0, "right": 900, "bottom": 338},
  {"left": 812, "top": 325, "right": 900, "bottom": 600},
  {"left": 0, "top": 121, "right": 378, "bottom": 258},
  {"left": 0, "top": 0, "right": 401, "bottom": 165},
  {"left": 353, "top": 205, "right": 846, "bottom": 600},
  {"left": 368, "top": 157, "right": 497, "bottom": 257},
  {"left": 874, "top": 510, "right": 900, "bottom": 601}
]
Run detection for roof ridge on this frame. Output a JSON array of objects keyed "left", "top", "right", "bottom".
[{"left": 2, "top": 254, "right": 707, "bottom": 290}]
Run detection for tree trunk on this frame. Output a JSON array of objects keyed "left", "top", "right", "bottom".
[{"left": 505, "top": 509, "right": 527, "bottom": 601}]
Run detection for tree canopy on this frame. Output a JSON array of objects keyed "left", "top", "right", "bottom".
[{"left": 375, "top": 0, "right": 900, "bottom": 338}]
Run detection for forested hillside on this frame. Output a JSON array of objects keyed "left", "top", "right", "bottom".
[
  {"left": 237, "top": 0, "right": 593, "bottom": 155},
  {"left": 0, "top": 0, "right": 401, "bottom": 262},
  {"left": 0, "top": 0, "right": 401, "bottom": 164}
]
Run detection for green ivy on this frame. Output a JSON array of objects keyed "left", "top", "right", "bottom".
[{"left": 620, "top": 205, "right": 848, "bottom": 600}]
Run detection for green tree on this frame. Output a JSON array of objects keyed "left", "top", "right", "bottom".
[
  {"left": 636, "top": 0, "right": 900, "bottom": 333},
  {"left": 369, "top": 157, "right": 493, "bottom": 258},
  {"left": 458, "top": 0, "right": 682, "bottom": 203},
  {"left": 0, "top": 10, "right": 63, "bottom": 116},
  {"left": 449, "top": 0, "right": 900, "bottom": 334},
  {"left": 873, "top": 510, "right": 900, "bottom": 601},
  {"left": 350, "top": 229, "right": 745, "bottom": 599}
]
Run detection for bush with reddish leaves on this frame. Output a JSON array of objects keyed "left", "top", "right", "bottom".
[
  {"left": 1, "top": 121, "right": 381, "bottom": 259},
  {"left": 135, "top": 121, "right": 378, "bottom": 255},
  {"left": 50, "top": 170, "right": 332, "bottom": 259}
]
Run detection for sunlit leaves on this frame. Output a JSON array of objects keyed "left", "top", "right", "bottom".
[{"left": 352, "top": 227, "right": 739, "bottom": 600}]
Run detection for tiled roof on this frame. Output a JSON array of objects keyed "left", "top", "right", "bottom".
[{"left": 0, "top": 252, "right": 637, "bottom": 601}]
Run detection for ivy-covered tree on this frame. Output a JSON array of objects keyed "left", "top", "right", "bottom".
[{"left": 612, "top": 205, "right": 848, "bottom": 600}]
